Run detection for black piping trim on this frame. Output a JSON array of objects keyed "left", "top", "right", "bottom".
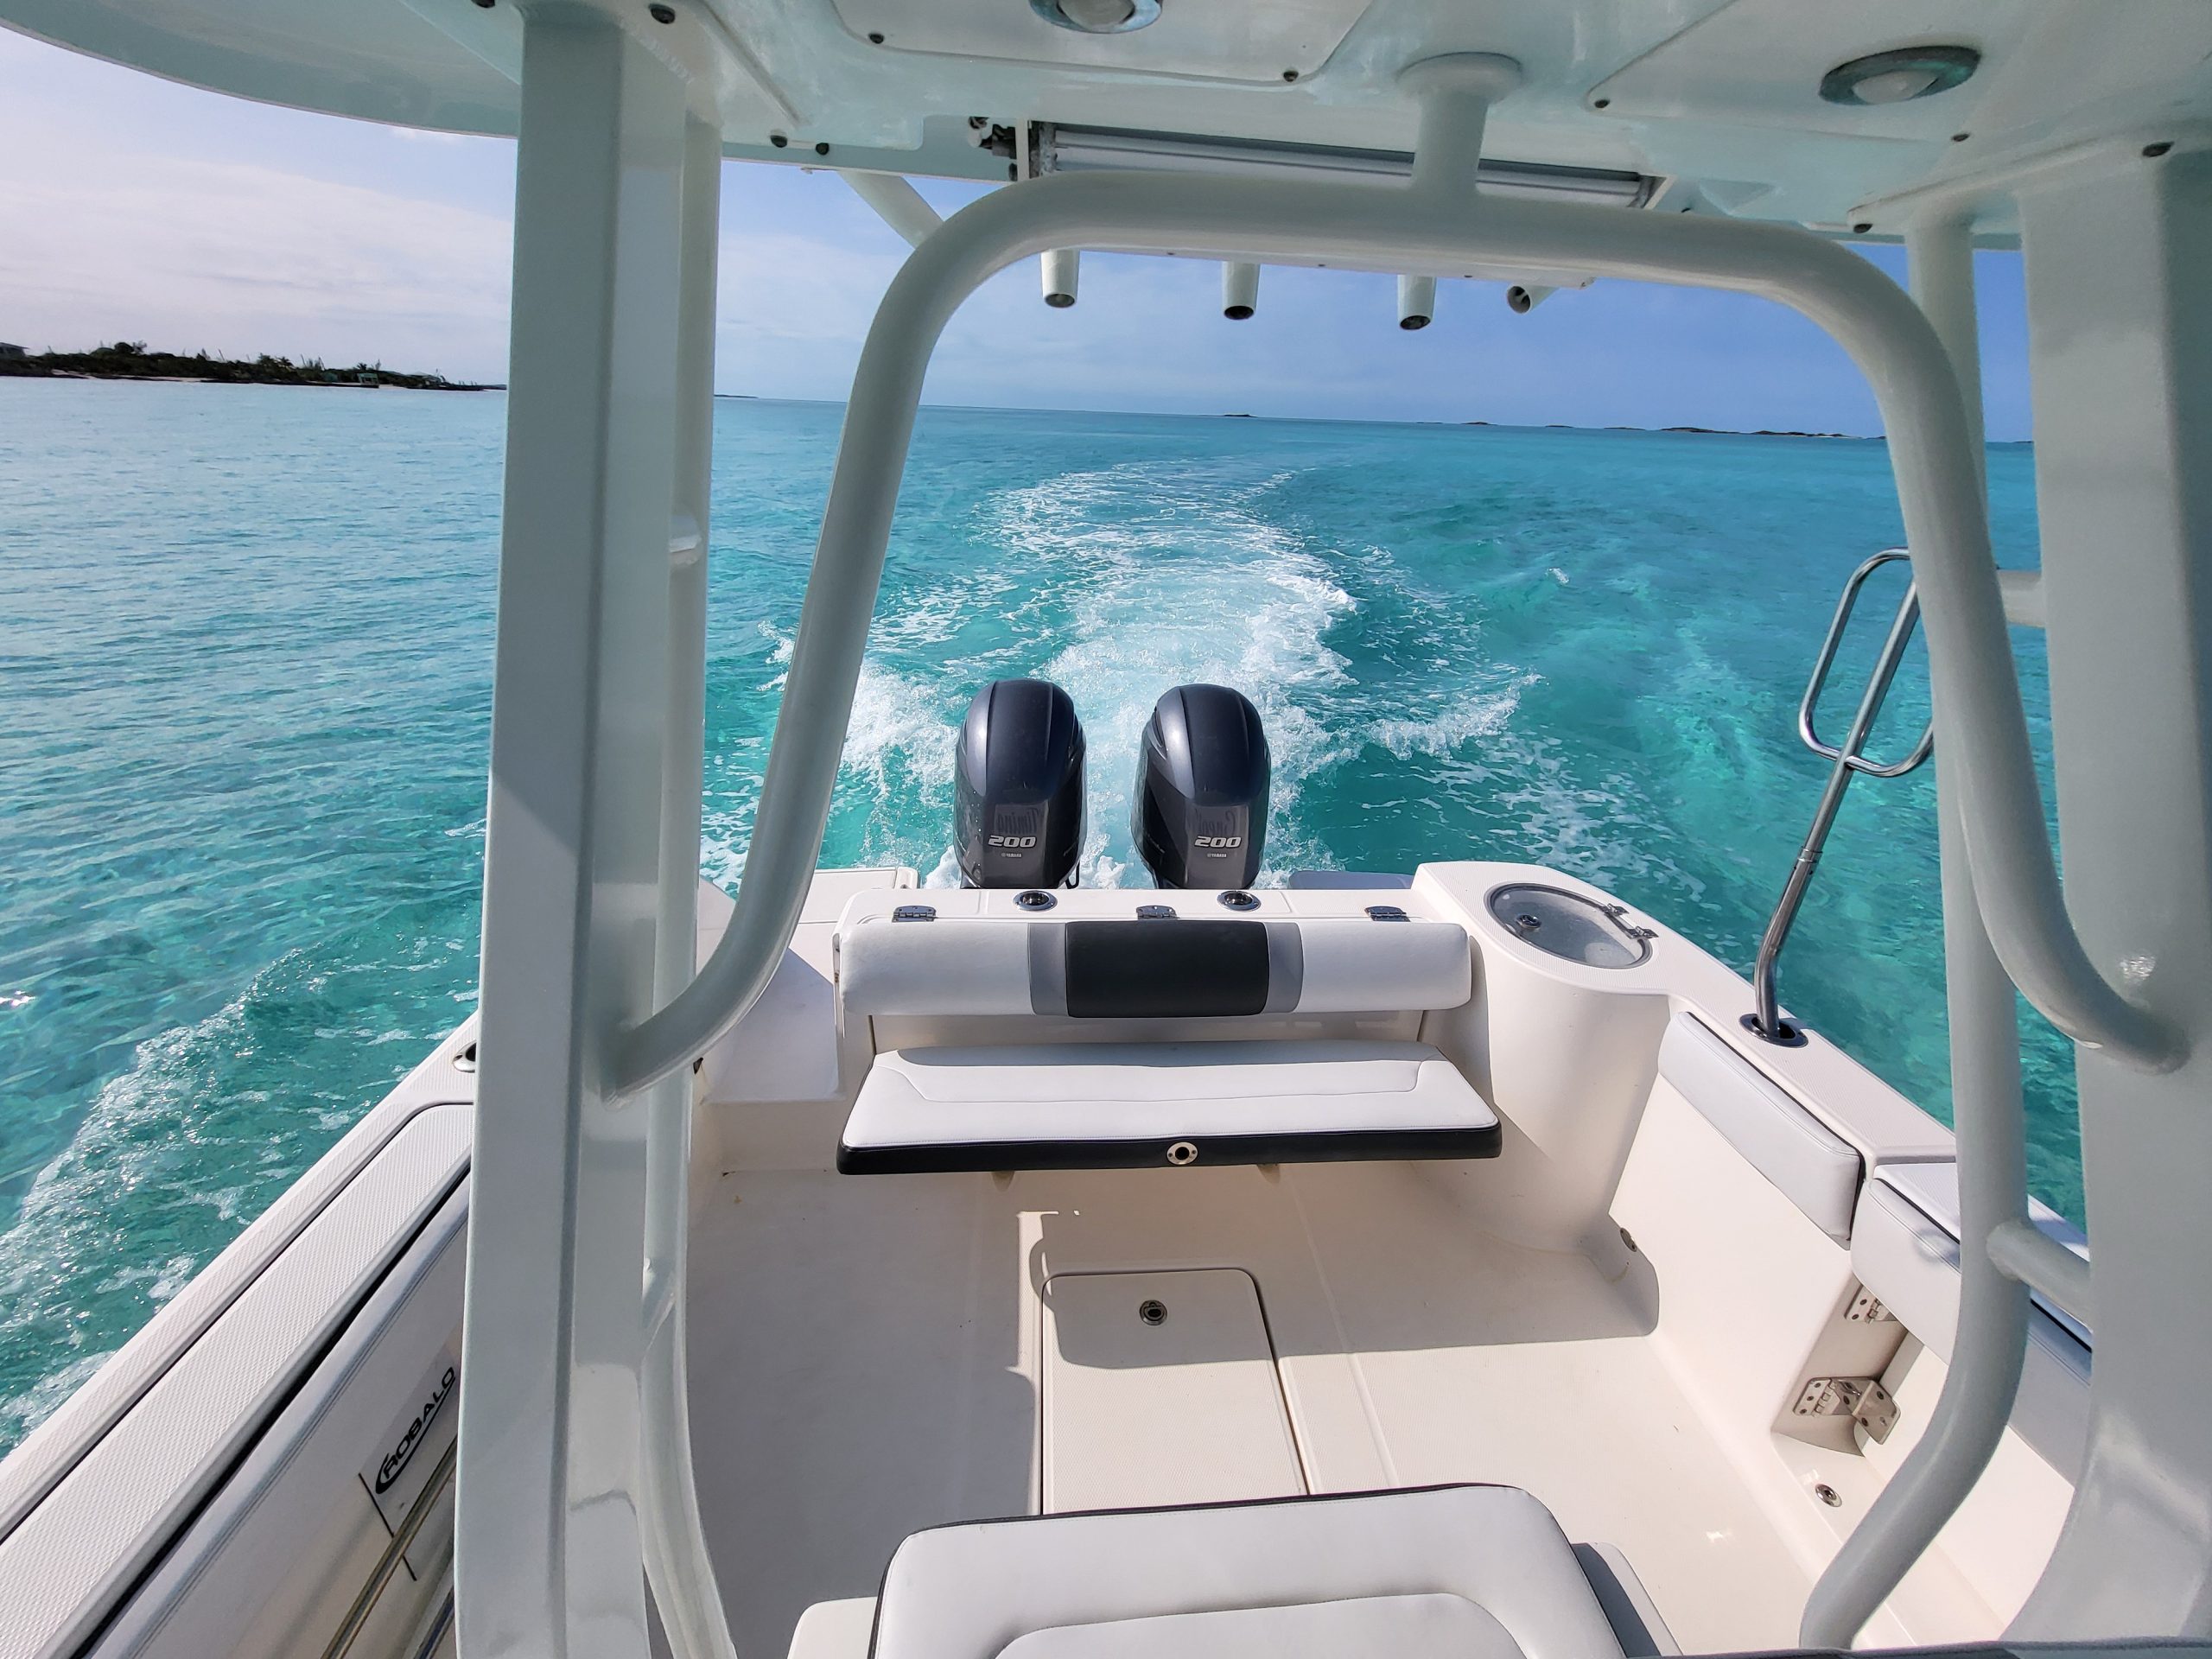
[{"left": 837, "top": 1123, "right": 1500, "bottom": 1174}]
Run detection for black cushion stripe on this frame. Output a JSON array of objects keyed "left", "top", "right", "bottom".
[
  {"left": 1060, "top": 919, "right": 1270, "bottom": 1018},
  {"left": 836, "top": 1122, "right": 1502, "bottom": 1173}
]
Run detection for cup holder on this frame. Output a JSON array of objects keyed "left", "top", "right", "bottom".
[{"left": 1486, "top": 883, "right": 1653, "bottom": 969}]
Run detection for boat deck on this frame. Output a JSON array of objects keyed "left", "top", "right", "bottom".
[{"left": 685, "top": 1158, "right": 1815, "bottom": 1659}]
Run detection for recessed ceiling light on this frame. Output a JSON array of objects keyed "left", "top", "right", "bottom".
[
  {"left": 1032, "top": 0, "right": 1160, "bottom": 35},
  {"left": 1820, "top": 46, "right": 1980, "bottom": 107}
]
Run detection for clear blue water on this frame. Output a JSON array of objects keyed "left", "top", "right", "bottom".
[{"left": 0, "top": 379, "right": 2073, "bottom": 1455}]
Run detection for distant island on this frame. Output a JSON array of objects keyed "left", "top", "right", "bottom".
[{"left": 0, "top": 340, "right": 499, "bottom": 391}]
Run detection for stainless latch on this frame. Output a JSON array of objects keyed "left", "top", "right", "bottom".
[{"left": 1794, "top": 1376, "right": 1898, "bottom": 1443}]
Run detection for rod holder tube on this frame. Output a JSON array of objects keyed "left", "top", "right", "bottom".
[
  {"left": 1222, "top": 259, "right": 1259, "bottom": 318},
  {"left": 1397, "top": 273, "right": 1436, "bottom": 328},
  {"left": 614, "top": 72, "right": 2179, "bottom": 1096},
  {"left": 841, "top": 169, "right": 944, "bottom": 250},
  {"left": 1041, "top": 247, "right": 1079, "bottom": 308}
]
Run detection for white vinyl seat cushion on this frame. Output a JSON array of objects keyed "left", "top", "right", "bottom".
[
  {"left": 836, "top": 1039, "right": 1501, "bottom": 1173},
  {"left": 868, "top": 1485, "right": 1630, "bottom": 1659}
]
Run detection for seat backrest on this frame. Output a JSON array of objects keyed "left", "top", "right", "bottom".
[{"left": 838, "top": 917, "right": 1471, "bottom": 1020}]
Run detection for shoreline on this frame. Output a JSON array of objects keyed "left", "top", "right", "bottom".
[{"left": 0, "top": 344, "right": 499, "bottom": 392}]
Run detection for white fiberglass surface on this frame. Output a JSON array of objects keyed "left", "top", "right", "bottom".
[{"left": 682, "top": 1160, "right": 1815, "bottom": 1658}]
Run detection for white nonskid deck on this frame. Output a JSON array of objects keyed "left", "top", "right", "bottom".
[{"left": 685, "top": 1160, "right": 1809, "bottom": 1658}]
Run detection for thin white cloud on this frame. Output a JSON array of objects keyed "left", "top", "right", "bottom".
[{"left": 0, "top": 120, "right": 512, "bottom": 376}]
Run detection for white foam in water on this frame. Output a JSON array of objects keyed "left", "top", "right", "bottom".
[
  {"left": 1368, "top": 676, "right": 1537, "bottom": 761},
  {"left": 0, "top": 991, "right": 250, "bottom": 1445},
  {"left": 712, "top": 461, "right": 1369, "bottom": 890},
  {"left": 1007, "top": 462, "right": 1358, "bottom": 885}
]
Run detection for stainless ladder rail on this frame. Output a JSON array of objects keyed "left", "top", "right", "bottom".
[{"left": 1748, "top": 550, "right": 1935, "bottom": 1044}]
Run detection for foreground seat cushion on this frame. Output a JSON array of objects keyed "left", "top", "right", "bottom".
[
  {"left": 997, "top": 1592, "right": 1521, "bottom": 1659},
  {"left": 837, "top": 1039, "right": 1501, "bottom": 1173},
  {"left": 869, "top": 1485, "right": 1628, "bottom": 1659}
]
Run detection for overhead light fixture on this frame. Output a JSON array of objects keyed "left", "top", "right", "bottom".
[
  {"left": 1032, "top": 124, "right": 1655, "bottom": 207},
  {"left": 1819, "top": 46, "right": 1980, "bottom": 107},
  {"left": 1031, "top": 0, "right": 1160, "bottom": 35}
]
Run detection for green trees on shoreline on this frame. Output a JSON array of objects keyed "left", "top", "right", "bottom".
[{"left": 0, "top": 340, "right": 499, "bottom": 391}]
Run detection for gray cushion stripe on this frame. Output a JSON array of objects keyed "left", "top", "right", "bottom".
[
  {"left": 1263, "top": 922, "right": 1305, "bottom": 1014},
  {"left": 1027, "top": 923, "right": 1068, "bottom": 1016}
]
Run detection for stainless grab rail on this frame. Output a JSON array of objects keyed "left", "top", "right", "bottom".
[
  {"left": 1750, "top": 550, "right": 1935, "bottom": 1043},
  {"left": 321, "top": 1435, "right": 459, "bottom": 1659}
]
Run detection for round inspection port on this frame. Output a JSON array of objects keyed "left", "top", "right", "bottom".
[
  {"left": 1014, "top": 888, "right": 1057, "bottom": 911},
  {"left": 1138, "top": 1299, "right": 1166, "bottom": 1325},
  {"left": 1166, "top": 1141, "right": 1198, "bottom": 1166}
]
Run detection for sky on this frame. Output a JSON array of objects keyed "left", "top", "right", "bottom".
[{"left": 0, "top": 26, "right": 2034, "bottom": 438}]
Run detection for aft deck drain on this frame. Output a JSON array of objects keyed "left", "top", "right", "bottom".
[{"left": 1138, "top": 1299, "right": 1166, "bottom": 1325}]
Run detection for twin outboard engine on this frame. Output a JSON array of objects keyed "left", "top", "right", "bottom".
[
  {"left": 1131, "top": 683, "right": 1270, "bottom": 889},
  {"left": 954, "top": 678, "right": 1087, "bottom": 888},
  {"left": 950, "top": 677, "right": 1270, "bottom": 890}
]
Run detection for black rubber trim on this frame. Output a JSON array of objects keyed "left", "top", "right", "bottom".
[
  {"left": 1062, "top": 919, "right": 1269, "bottom": 1018},
  {"left": 836, "top": 1122, "right": 1501, "bottom": 1174}
]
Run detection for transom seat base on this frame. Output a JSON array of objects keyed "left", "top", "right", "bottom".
[
  {"left": 836, "top": 1039, "right": 1502, "bottom": 1174},
  {"left": 866, "top": 1484, "right": 1637, "bottom": 1659}
]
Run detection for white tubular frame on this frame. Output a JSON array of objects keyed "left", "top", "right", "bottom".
[
  {"left": 638, "top": 112, "right": 741, "bottom": 1659},
  {"left": 1800, "top": 210, "right": 2031, "bottom": 1649},
  {"left": 616, "top": 54, "right": 2178, "bottom": 1098},
  {"left": 460, "top": 10, "right": 686, "bottom": 1655}
]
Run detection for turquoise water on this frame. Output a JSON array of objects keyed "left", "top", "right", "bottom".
[{"left": 0, "top": 379, "right": 2071, "bottom": 1456}]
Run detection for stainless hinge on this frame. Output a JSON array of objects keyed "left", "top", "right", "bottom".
[
  {"left": 1845, "top": 1285, "right": 1896, "bottom": 1324},
  {"left": 1794, "top": 1376, "right": 1898, "bottom": 1443},
  {"left": 1599, "top": 900, "right": 1657, "bottom": 942}
]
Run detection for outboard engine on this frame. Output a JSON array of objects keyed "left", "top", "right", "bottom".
[
  {"left": 1131, "top": 683, "right": 1270, "bottom": 888},
  {"left": 954, "top": 678, "right": 1087, "bottom": 888}
]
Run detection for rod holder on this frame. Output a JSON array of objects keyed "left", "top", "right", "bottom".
[
  {"left": 1397, "top": 273, "right": 1436, "bottom": 329},
  {"left": 1222, "top": 260, "right": 1259, "bottom": 319},
  {"left": 1041, "top": 247, "right": 1079, "bottom": 308}
]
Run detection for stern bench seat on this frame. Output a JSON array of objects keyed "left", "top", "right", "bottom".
[{"left": 836, "top": 1039, "right": 1500, "bottom": 1174}]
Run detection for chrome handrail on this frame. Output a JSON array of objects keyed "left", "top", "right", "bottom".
[
  {"left": 1751, "top": 550, "right": 1934, "bottom": 1043},
  {"left": 1797, "top": 550, "right": 1936, "bottom": 778},
  {"left": 321, "top": 1436, "right": 458, "bottom": 1659}
]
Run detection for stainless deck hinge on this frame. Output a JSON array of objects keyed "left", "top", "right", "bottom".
[
  {"left": 1794, "top": 1376, "right": 1899, "bottom": 1443},
  {"left": 1845, "top": 1285, "right": 1896, "bottom": 1324}
]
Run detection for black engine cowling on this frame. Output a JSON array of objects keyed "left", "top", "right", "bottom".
[
  {"left": 1130, "top": 683, "right": 1270, "bottom": 888},
  {"left": 954, "top": 678, "right": 1087, "bottom": 888}
]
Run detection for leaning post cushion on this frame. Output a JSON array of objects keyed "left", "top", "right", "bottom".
[
  {"left": 836, "top": 1040, "right": 1499, "bottom": 1173},
  {"left": 836, "top": 916, "right": 1472, "bottom": 1019}
]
